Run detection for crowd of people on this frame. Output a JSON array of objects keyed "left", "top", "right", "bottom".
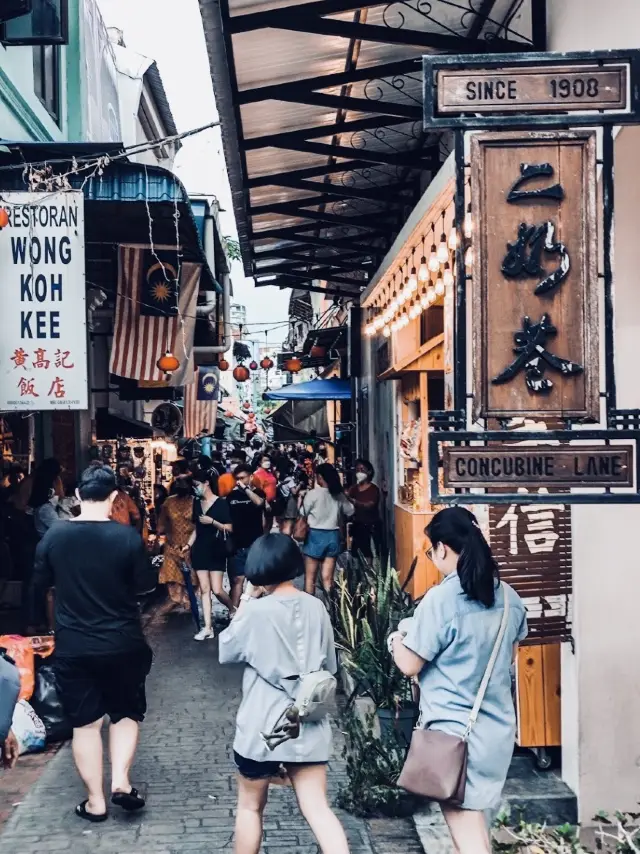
[{"left": 0, "top": 434, "right": 528, "bottom": 854}]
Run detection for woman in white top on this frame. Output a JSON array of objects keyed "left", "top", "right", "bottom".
[{"left": 299, "top": 463, "right": 354, "bottom": 596}]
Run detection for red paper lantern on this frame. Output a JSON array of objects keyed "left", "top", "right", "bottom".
[
  {"left": 264, "top": 407, "right": 272, "bottom": 415},
  {"left": 310, "top": 345, "right": 326, "bottom": 359},
  {"left": 284, "top": 357, "right": 303, "bottom": 373},
  {"left": 242, "top": 401, "right": 251, "bottom": 410},
  {"left": 233, "top": 365, "right": 250, "bottom": 383},
  {"left": 249, "top": 361, "right": 258, "bottom": 371},
  {"left": 219, "top": 358, "right": 230, "bottom": 372},
  {"left": 156, "top": 351, "right": 180, "bottom": 374},
  {"left": 260, "top": 357, "right": 274, "bottom": 370},
  {"left": 0, "top": 209, "right": 9, "bottom": 229}
]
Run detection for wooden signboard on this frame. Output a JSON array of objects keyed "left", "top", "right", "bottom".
[
  {"left": 471, "top": 130, "right": 598, "bottom": 420},
  {"left": 437, "top": 64, "right": 626, "bottom": 116},
  {"left": 444, "top": 445, "right": 633, "bottom": 490}
]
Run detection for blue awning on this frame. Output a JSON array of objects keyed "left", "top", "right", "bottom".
[{"left": 263, "top": 378, "right": 351, "bottom": 401}]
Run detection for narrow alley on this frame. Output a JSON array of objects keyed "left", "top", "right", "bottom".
[{"left": 0, "top": 614, "right": 423, "bottom": 854}]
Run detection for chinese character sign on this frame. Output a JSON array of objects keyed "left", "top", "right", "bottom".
[
  {"left": 0, "top": 192, "right": 87, "bottom": 411},
  {"left": 470, "top": 131, "right": 599, "bottom": 420}
]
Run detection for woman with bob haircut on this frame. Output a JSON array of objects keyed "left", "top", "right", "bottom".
[
  {"left": 218, "top": 533, "right": 348, "bottom": 854},
  {"left": 389, "top": 507, "right": 528, "bottom": 854}
]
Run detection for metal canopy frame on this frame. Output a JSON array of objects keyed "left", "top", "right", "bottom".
[{"left": 199, "top": 0, "right": 544, "bottom": 300}]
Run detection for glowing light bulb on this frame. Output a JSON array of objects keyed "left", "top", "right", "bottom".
[
  {"left": 383, "top": 325, "right": 391, "bottom": 338},
  {"left": 415, "top": 299, "right": 423, "bottom": 315},
  {"left": 365, "top": 324, "right": 375, "bottom": 336},
  {"left": 420, "top": 288, "right": 429, "bottom": 309},
  {"left": 443, "top": 262, "right": 454, "bottom": 289},
  {"left": 465, "top": 245, "right": 474, "bottom": 268},
  {"left": 374, "top": 316, "right": 384, "bottom": 330},
  {"left": 464, "top": 203, "right": 473, "bottom": 239},
  {"left": 437, "top": 233, "right": 449, "bottom": 264},
  {"left": 428, "top": 243, "right": 440, "bottom": 273},
  {"left": 390, "top": 293, "right": 398, "bottom": 311},
  {"left": 435, "top": 273, "right": 445, "bottom": 296},
  {"left": 408, "top": 267, "right": 418, "bottom": 292},
  {"left": 391, "top": 320, "right": 398, "bottom": 332},
  {"left": 448, "top": 226, "right": 458, "bottom": 251},
  {"left": 427, "top": 283, "right": 436, "bottom": 304},
  {"left": 397, "top": 287, "right": 407, "bottom": 306},
  {"left": 418, "top": 256, "right": 428, "bottom": 281}
]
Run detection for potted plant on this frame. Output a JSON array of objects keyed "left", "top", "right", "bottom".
[{"left": 335, "top": 554, "right": 419, "bottom": 746}]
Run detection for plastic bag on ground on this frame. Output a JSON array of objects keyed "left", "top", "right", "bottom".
[{"left": 11, "top": 699, "right": 46, "bottom": 755}]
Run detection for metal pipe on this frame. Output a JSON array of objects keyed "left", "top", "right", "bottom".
[{"left": 194, "top": 212, "right": 232, "bottom": 355}]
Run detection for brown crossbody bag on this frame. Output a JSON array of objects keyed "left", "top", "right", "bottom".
[{"left": 397, "top": 583, "right": 509, "bottom": 806}]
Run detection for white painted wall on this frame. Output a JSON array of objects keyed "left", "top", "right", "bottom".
[{"left": 547, "top": 0, "right": 640, "bottom": 821}]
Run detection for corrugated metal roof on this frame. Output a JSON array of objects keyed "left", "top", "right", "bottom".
[{"left": 199, "top": 0, "right": 537, "bottom": 299}]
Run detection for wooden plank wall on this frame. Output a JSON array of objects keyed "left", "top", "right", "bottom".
[{"left": 516, "top": 643, "right": 562, "bottom": 747}]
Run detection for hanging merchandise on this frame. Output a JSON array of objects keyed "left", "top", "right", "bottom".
[{"left": 219, "top": 358, "right": 230, "bottom": 372}]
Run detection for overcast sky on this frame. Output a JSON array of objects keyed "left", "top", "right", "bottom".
[{"left": 98, "top": 0, "right": 290, "bottom": 347}]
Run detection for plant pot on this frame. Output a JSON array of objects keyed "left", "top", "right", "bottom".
[{"left": 376, "top": 706, "right": 419, "bottom": 748}]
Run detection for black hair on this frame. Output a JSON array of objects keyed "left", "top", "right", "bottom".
[
  {"left": 211, "top": 451, "right": 224, "bottom": 464},
  {"left": 355, "top": 458, "right": 375, "bottom": 480},
  {"left": 77, "top": 465, "right": 117, "bottom": 502},
  {"left": 28, "top": 458, "right": 62, "bottom": 508},
  {"left": 173, "top": 474, "right": 193, "bottom": 497},
  {"left": 426, "top": 507, "right": 499, "bottom": 607},
  {"left": 231, "top": 448, "right": 246, "bottom": 463},
  {"left": 245, "top": 533, "right": 304, "bottom": 586},
  {"left": 233, "top": 464, "right": 253, "bottom": 478},
  {"left": 315, "top": 463, "right": 343, "bottom": 497},
  {"left": 192, "top": 467, "right": 219, "bottom": 494},
  {"left": 172, "top": 459, "right": 190, "bottom": 477}
]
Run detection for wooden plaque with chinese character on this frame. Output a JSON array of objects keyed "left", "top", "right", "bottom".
[
  {"left": 471, "top": 130, "right": 598, "bottom": 420},
  {"left": 489, "top": 493, "right": 572, "bottom": 644}
]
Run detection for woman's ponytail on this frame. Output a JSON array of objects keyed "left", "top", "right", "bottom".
[{"left": 426, "top": 507, "right": 499, "bottom": 607}]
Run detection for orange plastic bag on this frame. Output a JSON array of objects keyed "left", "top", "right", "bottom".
[{"left": 0, "top": 636, "right": 35, "bottom": 701}]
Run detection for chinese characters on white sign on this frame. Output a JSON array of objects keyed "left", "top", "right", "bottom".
[{"left": 0, "top": 192, "right": 88, "bottom": 411}]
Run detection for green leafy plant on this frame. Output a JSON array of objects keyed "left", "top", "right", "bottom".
[
  {"left": 223, "top": 236, "right": 241, "bottom": 261},
  {"left": 334, "top": 553, "right": 417, "bottom": 710},
  {"left": 492, "top": 812, "right": 640, "bottom": 853},
  {"left": 335, "top": 710, "right": 418, "bottom": 817}
]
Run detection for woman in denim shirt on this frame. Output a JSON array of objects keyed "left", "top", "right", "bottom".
[{"left": 390, "top": 507, "right": 527, "bottom": 854}]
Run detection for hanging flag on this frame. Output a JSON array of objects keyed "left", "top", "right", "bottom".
[
  {"left": 109, "top": 245, "right": 201, "bottom": 386},
  {"left": 184, "top": 366, "right": 219, "bottom": 438}
]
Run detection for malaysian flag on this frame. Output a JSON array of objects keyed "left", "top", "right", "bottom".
[
  {"left": 109, "top": 245, "right": 201, "bottom": 386},
  {"left": 184, "top": 366, "right": 219, "bottom": 438}
]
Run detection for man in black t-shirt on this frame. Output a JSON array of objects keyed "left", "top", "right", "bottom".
[
  {"left": 31, "top": 465, "right": 156, "bottom": 823},
  {"left": 227, "top": 464, "right": 269, "bottom": 608}
]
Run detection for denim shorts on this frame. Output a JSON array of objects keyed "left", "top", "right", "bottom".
[
  {"left": 231, "top": 547, "right": 250, "bottom": 581},
  {"left": 234, "top": 751, "right": 326, "bottom": 781},
  {"left": 302, "top": 528, "right": 341, "bottom": 560}
]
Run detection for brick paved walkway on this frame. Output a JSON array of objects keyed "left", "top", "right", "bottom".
[{"left": 0, "top": 614, "right": 423, "bottom": 854}]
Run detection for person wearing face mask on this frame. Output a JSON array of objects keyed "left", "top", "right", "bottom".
[
  {"left": 346, "top": 459, "right": 381, "bottom": 563},
  {"left": 155, "top": 475, "right": 196, "bottom": 614},
  {"left": 184, "top": 470, "right": 233, "bottom": 640},
  {"left": 252, "top": 454, "right": 277, "bottom": 533}
]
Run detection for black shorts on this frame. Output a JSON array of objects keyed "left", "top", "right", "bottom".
[
  {"left": 233, "top": 750, "right": 326, "bottom": 781},
  {"left": 55, "top": 645, "right": 153, "bottom": 729}
]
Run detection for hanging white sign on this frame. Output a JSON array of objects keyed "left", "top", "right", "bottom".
[{"left": 0, "top": 191, "right": 88, "bottom": 411}]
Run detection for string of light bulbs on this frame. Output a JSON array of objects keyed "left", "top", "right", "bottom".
[{"left": 363, "top": 198, "right": 474, "bottom": 339}]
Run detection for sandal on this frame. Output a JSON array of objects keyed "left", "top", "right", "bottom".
[
  {"left": 111, "top": 788, "right": 146, "bottom": 812},
  {"left": 76, "top": 801, "right": 108, "bottom": 823}
]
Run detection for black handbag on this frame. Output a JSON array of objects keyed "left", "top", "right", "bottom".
[{"left": 217, "top": 529, "right": 235, "bottom": 557}]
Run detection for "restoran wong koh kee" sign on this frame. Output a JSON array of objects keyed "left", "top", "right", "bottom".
[{"left": 0, "top": 191, "right": 87, "bottom": 411}]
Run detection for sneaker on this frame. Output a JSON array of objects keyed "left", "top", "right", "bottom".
[{"left": 194, "top": 628, "right": 215, "bottom": 641}]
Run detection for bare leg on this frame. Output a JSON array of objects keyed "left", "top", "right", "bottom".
[
  {"left": 288, "top": 765, "right": 349, "bottom": 854},
  {"left": 109, "top": 718, "right": 139, "bottom": 795},
  {"left": 72, "top": 718, "right": 106, "bottom": 815},
  {"left": 320, "top": 557, "right": 337, "bottom": 593},
  {"left": 211, "top": 571, "right": 234, "bottom": 612},
  {"left": 196, "top": 571, "right": 213, "bottom": 631},
  {"left": 231, "top": 576, "right": 245, "bottom": 610},
  {"left": 234, "top": 774, "right": 269, "bottom": 854},
  {"left": 280, "top": 519, "right": 294, "bottom": 536},
  {"left": 441, "top": 804, "right": 491, "bottom": 854},
  {"left": 304, "top": 556, "right": 320, "bottom": 595}
]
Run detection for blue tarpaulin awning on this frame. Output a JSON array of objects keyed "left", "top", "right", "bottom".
[{"left": 263, "top": 378, "right": 351, "bottom": 401}]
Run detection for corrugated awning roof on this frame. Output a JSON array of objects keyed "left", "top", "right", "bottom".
[{"left": 199, "top": 0, "right": 542, "bottom": 301}]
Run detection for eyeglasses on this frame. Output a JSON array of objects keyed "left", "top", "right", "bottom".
[{"left": 426, "top": 547, "right": 434, "bottom": 561}]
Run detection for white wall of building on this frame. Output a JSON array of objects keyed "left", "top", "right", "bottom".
[{"left": 547, "top": 0, "right": 640, "bottom": 821}]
